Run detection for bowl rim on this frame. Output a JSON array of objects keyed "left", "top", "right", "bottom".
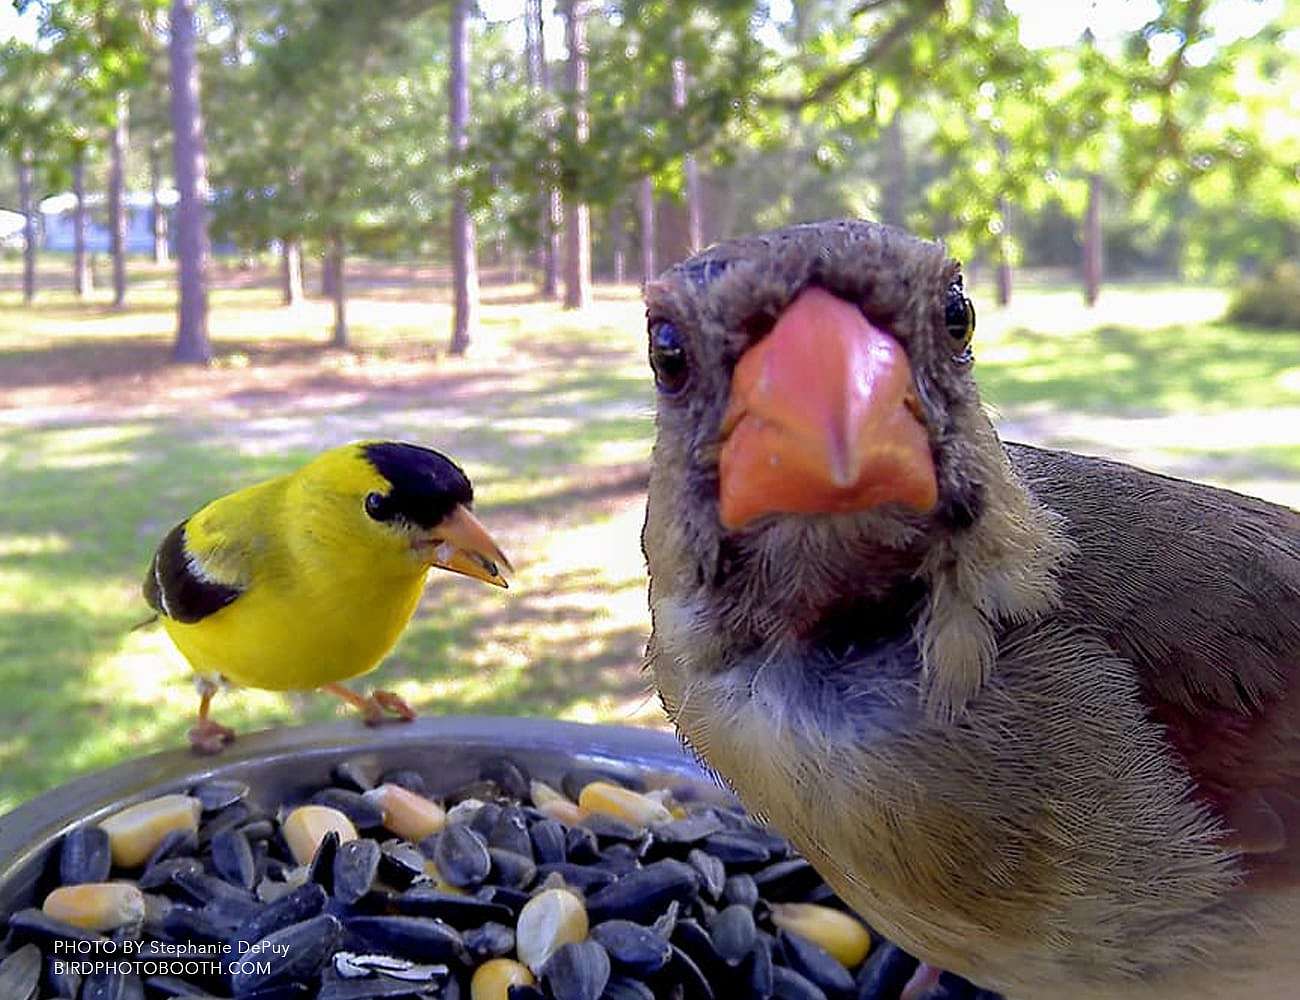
[{"left": 0, "top": 716, "right": 710, "bottom": 918}]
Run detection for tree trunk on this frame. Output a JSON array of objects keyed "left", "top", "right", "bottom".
[
  {"left": 996, "top": 197, "right": 1013, "bottom": 308},
  {"left": 281, "top": 238, "right": 303, "bottom": 306},
  {"left": 671, "top": 56, "right": 702, "bottom": 253},
  {"left": 881, "top": 115, "right": 906, "bottom": 227},
  {"left": 610, "top": 200, "right": 625, "bottom": 284},
  {"left": 108, "top": 90, "right": 129, "bottom": 308},
  {"left": 168, "top": 0, "right": 212, "bottom": 363},
  {"left": 18, "top": 150, "right": 35, "bottom": 304},
  {"left": 320, "top": 250, "right": 336, "bottom": 297},
  {"left": 562, "top": 0, "right": 591, "bottom": 310},
  {"left": 150, "top": 141, "right": 168, "bottom": 264},
  {"left": 525, "top": 0, "right": 560, "bottom": 299},
  {"left": 639, "top": 176, "right": 655, "bottom": 284},
  {"left": 1083, "top": 171, "right": 1103, "bottom": 307},
  {"left": 448, "top": 0, "right": 479, "bottom": 355},
  {"left": 73, "top": 147, "right": 93, "bottom": 297},
  {"left": 330, "top": 233, "right": 348, "bottom": 347}
]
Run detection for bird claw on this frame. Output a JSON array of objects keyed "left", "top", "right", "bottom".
[
  {"left": 362, "top": 690, "right": 417, "bottom": 726},
  {"left": 188, "top": 719, "right": 236, "bottom": 755}
]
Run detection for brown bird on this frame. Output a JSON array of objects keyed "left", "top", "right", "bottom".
[{"left": 641, "top": 220, "right": 1300, "bottom": 1000}]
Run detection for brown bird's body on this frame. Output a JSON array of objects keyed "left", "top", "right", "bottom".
[{"left": 640, "top": 221, "right": 1300, "bottom": 999}]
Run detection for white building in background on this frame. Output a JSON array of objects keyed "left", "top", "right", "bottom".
[
  {"left": 37, "top": 189, "right": 178, "bottom": 253},
  {"left": 0, "top": 208, "right": 25, "bottom": 248}
]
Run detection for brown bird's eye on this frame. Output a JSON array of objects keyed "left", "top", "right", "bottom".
[
  {"left": 364, "top": 491, "right": 394, "bottom": 521},
  {"left": 649, "top": 321, "right": 689, "bottom": 395},
  {"left": 945, "top": 285, "right": 975, "bottom": 356}
]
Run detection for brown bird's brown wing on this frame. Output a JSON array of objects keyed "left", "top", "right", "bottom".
[{"left": 1008, "top": 442, "right": 1300, "bottom": 888}]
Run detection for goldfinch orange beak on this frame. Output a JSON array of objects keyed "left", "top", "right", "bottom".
[
  {"left": 422, "top": 505, "right": 513, "bottom": 588},
  {"left": 718, "top": 286, "right": 938, "bottom": 530}
]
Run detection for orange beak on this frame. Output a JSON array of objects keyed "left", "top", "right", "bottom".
[
  {"left": 422, "top": 505, "right": 513, "bottom": 588},
  {"left": 718, "top": 286, "right": 938, "bottom": 531}
]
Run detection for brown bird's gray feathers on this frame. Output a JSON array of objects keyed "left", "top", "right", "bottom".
[{"left": 640, "top": 220, "right": 1300, "bottom": 1000}]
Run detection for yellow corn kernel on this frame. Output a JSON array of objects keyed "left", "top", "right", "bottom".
[
  {"left": 471, "top": 957, "right": 535, "bottom": 999},
  {"left": 516, "top": 887, "right": 589, "bottom": 973},
  {"left": 578, "top": 781, "right": 674, "bottom": 827},
  {"left": 281, "top": 805, "right": 357, "bottom": 865},
  {"left": 98, "top": 794, "right": 201, "bottom": 869},
  {"left": 769, "top": 902, "right": 872, "bottom": 967},
  {"left": 43, "top": 882, "right": 145, "bottom": 931},
  {"left": 530, "top": 780, "right": 583, "bottom": 825},
  {"left": 365, "top": 783, "right": 446, "bottom": 842}
]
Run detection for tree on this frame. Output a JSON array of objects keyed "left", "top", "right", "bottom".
[
  {"left": 0, "top": 41, "right": 59, "bottom": 304},
  {"left": 107, "top": 89, "right": 129, "bottom": 307},
  {"left": 168, "top": 0, "right": 212, "bottom": 363},
  {"left": 448, "top": 0, "right": 479, "bottom": 355},
  {"left": 561, "top": 0, "right": 591, "bottom": 309},
  {"left": 17, "top": 149, "right": 36, "bottom": 304},
  {"left": 524, "top": 0, "right": 561, "bottom": 298},
  {"left": 20, "top": 0, "right": 165, "bottom": 308},
  {"left": 638, "top": 175, "right": 655, "bottom": 283},
  {"left": 71, "top": 141, "right": 93, "bottom": 296}
]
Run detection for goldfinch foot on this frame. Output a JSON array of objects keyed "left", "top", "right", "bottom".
[
  {"left": 188, "top": 718, "right": 236, "bottom": 755},
  {"left": 370, "top": 689, "right": 417, "bottom": 722},
  {"left": 322, "top": 682, "right": 417, "bottom": 725}
]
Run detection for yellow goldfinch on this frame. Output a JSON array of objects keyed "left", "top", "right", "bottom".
[{"left": 142, "top": 440, "right": 512, "bottom": 753}]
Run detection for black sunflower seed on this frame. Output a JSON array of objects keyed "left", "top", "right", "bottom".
[
  {"left": 192, "top": 778, "right": 251, "bottom": 813},
  {"left": 590, "top": 920, "right": 672, "bottom": 976},
  {"left": 754, "top": 859, "right": 822, "bottom": 902},
  {"left": 535, "top": 862, "right": 616, "bottom": 895},
  {"left": 377, "top": 840, "right": 426, "bottom": 889},
  {"left": 378, "top": 768, "right": 427, "bottom": 795},
  {"left": 778, "top": 930, "right": 854, "bottom": 997},
  {"left": 211, "top": 828, "right": 257, "bottom": 889},
  {"left": 853, "top": 942, "right": 918, "bottom": 999},
  {"left": 462, "top": 920, "right": 515, "bottom": 960},
  {"left": 392, "top": 888, "right": 513, "bottom": 928},
  {"left": 711, "top": 905, "right": 757, "bottom": 965},
  {"left": 687, "top": 848, "right": 726, "bottom": 901},
  {"left": 488, "top": 805, "right": 533, "bottom": 858},
  {"left": 343, "top": 916, "right": 466, "bottom": 963},
  {"left": 231, "top": 913, "right": 343, "bottom": 994},
  {"left": 58, "top": 825, "right": 113, "bottom": 885},
  {"left": 487, "top": 847, "right": 537, "bottom": 889},
  {"left": 0, "top": 943, "right": 40, "bottom": 1000},
  {"left": 542, "top": 939, "right": 611, "bottom": 1000},
  {"left": 333, "top": 838, "right": 382, "bottom": 905},
  {"left": 601, "top": 975, "right": 656, "bottom": 1000},
  {"left": 529, "top": 820, "right": 567, "bottom": 864},
  {"left": 434, "top": 824, "right": 491, "bottom": 889},
  {"left": 233, "top": 882, "right": 328, "bottom": 954},
  {"left": 772, "top": 965, "right": 828, "bottom": 1000},
  {"left": 310, "top": 789, "right": 384, "bottom": 830},
  {"left": 586, "top": 860, "right": 699, "bottom": 924},
  {"left": 479, "top": 757, "right": 530, "bottom": 800}
]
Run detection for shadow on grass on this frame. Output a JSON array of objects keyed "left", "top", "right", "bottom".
[{"left": 977, "top": 323, "right": 1300, "bottom": 413}]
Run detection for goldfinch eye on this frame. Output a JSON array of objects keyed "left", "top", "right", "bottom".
[
  {"left": 649, "top": 321, "right": 689, "bottom": 395},
  {"left": 945, "top": 285, "right": 975, "bottom": 353},
  {"left": 364, "top": 491, "right": 393, "bottom": 521}
]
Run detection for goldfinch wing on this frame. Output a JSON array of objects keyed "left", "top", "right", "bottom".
[{"left": 143, "top": 518, "right": 245, "bottom": 624}]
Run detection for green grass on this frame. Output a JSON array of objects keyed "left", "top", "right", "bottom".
[{"left": 0, "top": 268, "right": 1297, "bottom": 813}]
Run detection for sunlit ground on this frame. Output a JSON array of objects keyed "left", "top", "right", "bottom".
[{"left": 0, "top": 257, "right": 1296, "bottom": 812}]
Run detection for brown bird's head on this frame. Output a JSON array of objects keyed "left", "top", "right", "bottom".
[{"left": 642, "top": 220, "right": 1070, "bottom": 718}]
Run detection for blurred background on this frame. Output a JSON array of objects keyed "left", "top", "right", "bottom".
[{"left": 0, "top": 0, "right": 1297, "bottom": 812}]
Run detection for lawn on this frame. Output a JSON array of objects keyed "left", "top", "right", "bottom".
[{"left": 1, "top": 259, "right": 1297, "bottom": 813}]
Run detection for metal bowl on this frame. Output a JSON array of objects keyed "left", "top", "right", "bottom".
[{"left": 0, "top": 716, "right": 719, "bottom": 919}]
